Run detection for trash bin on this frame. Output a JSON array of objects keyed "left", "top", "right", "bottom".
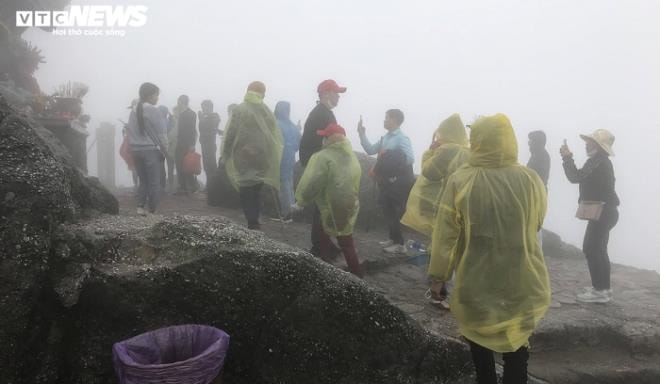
[{"left": 112, "top": 324, "right": 230, "bottom": 384}]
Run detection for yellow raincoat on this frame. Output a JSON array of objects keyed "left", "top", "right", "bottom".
[
  {"left": 401, "top": 114, "right": 469, "bottom": 237},
  {"left": 428, "top": 114, "right": 550, "bottom": 353},
  {"left": 222, "top": 91, "right": 283, "bottom": 190},
  {"left": 295, "top": 137, "right": 361, "bottom": 237}
]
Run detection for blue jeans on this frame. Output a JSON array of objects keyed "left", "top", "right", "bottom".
[{"left": 132, "top": 149, "right": 162, "bottom": 212}]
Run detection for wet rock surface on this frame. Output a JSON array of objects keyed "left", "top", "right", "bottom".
[
  {"left": 0, "top": 100, "right": 117, "bottom": 383},
  {"left": 137, "top": 192, "right": 660, "bottom": 384},
  {"left": 47, "top": 215, "right": 473, "bottom": 384}
]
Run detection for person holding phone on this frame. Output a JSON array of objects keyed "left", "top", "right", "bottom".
[
  {"left": 560, "top": 130, "right": 619, "bottom": 303},
  {"left": 358, "top": 109, "right": 414, "bottom": 254}
]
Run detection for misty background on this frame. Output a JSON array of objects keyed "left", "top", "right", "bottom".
[{"left": 23, "top": 0, "right": 660, "bottom": 272}]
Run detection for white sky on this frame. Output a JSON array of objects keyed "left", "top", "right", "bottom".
[{"left": 24, "top": 0, "right": 660, "bottom": 271}]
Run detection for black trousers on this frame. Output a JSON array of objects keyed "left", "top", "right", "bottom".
[
  {"left": 469, "top": 340, "right": 529, "bottom": 384},
  {"left": 200, "top": 139, "right": 218, "bottom": 180},
  {"left": 583, "top": 207, "right": 619, "bottom": 291},
  {"left": 239, "top": 183, "right": 263, "bottom": 227},
  {"left": 381, "top": 195, "right": 406, "bottom": 245}
]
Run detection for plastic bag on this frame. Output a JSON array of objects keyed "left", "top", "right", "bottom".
[
  {"left": 184, "top": 151, "right": 202, "bottom": 175},
  {"left": 112, "top": 324, "right": 230, "bottom": 384}
]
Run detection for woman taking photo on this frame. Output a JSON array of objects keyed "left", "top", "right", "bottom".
[
  {"left": 127, "top": 82, "right": 168, "bottom": 215},
  {"left": 561, "top": 129, "right": 619, "bottom": 304}
]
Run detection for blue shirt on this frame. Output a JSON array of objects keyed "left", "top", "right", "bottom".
[{"left": 359, "top": 128, "right": 414, "bottom": 165}]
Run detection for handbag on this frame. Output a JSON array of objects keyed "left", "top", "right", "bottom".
[{"left": 576, "top": 201, "right": 605, "bottom": 221}]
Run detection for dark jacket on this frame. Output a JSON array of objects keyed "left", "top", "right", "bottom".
[
  {"left": 374, "top": 148, "right": 415, "bottom": 203},
  {"left": 198, "top": 112, "right": 221, "bottom": 140},
  {"left": 177, "top": 108, "right": 197, "bottom": 149},
  {"left": 527, "top": 149, "right": 551, "bottom": 186},
  {"left": 562, "top": 152, "right": 619, "bottom": 208},
  {"left": 299, "top": 103, "right": 336, "bottom": 166}
]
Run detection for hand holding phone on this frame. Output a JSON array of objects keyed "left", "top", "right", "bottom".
[{"left": 357, "top": 115, "right": 365, "bottom": 134}]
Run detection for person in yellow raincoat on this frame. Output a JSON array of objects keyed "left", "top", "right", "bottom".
[
  {"left": 295, "top": 123, "right": 363, "bottom": 277},
  {"left": 221, "top": 81, "right": 283, "bottom": 230},
  {"left": 428, "top": 114, "right": 550, "bottom": 384},
  {"left": 401, "top": 113, "right": 470, "bottom": 237}
]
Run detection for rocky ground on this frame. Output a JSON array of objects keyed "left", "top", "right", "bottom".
[{"left": 116, "top": 188, "right": 660, "bottom": 384}]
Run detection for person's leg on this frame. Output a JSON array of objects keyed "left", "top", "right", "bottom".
[
  {"left": 593, "top": 209, "right": 619, "bottom": 291},
  {"left": 132, "top": 151, "right": 148, "bottom": 209},
  {"left": 202, "top": 141, "right": 217, "bottom": 181},
  {"left": 159, "top": 154, "right": 166, "bottom": 189},
  {"left": 175, "top": 148, "right": 187, "bottom": 193},
  {"left": 582, "top": 220, "right": 603, "bottom": 290},
  {"left": 337, "top": 235, "right": 363, "bottom": 277},
  {"left": 382, "top": 197, "right": 404, "bottom": 245},
  {"left": 166, "top": 156, "right": 174, "bottom": 189},
  {"left": 311, "top": 208, "right": 334, "bottom": 257},
  {"left": 143, "top": 150, "right": 162, "bottom": 213},
  {"left": 467, "top": 339, "right": 498, "bottom": 384},
  {"left": 253, "top": 182, "right": 263, "bottom": 224},
  {"left": 279, "top": 175, "right": 294, "bottom": 217},
  {"left": 240, "top": 183, "right": 263, "bottom": 228},
  {"left": 392, "top": 198, "right": 406, "bottom": 245},
  {"left": 502, "top": 345, "right": 529, "bottom": 384}
]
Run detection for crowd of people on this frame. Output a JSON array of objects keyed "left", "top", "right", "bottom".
[{"left": 124, "top": 79, "right": 619, "bottom": 384}]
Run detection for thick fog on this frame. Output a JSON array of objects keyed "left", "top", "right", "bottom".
[{"left": 24, "top": 0, "right": 660, "bottom": 272}]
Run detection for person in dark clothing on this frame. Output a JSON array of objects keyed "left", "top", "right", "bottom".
[
  {"left": 373, "top": 147, "right": 415, "bottom": 250},
  {"left": 527, "top": 130, "right": 550, "bottom": 187},
  {"left": 198, "top": 99, "right": 222, "bottom": 183},
  {"left": 561, "top": 129, "right": 619, "bottom": 304},
  {"left": 358, "top": 109, "right": 415, "bottom": 253},
  {"left": 299, "top": 79, "right": 346, "bottom": 258},
  {"left": 174, "top": 95, "right": 198, "bottom": 195}
]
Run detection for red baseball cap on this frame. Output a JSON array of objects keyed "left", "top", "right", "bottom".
[
  {"left": 317, "top": 123, "right": 346, "bottom": 137},
  {"left": 317, "top": 79, "right": 347, "bottom": 94}
]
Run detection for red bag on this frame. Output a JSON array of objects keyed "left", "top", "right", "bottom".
[
  {"left": 183, "top": 151, "right": 202, "bottom": 175},
  {"left": 119, "top": 136, "right": 134, "bottom": 170}
]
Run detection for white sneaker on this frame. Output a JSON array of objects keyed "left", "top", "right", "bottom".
[
  {"left": 577, "top": 289, "right": 611, "bottom": 303},
  {"left": 379, "top": 239, "right": 394, "bottom": 247},
  {"left": 136, "top": 207, "right": 147, "bottom": 216},
  {"left": 582, "top": 286, "right": 613, "bottom": 298},
  {"left": 383, "top": 244, "right": 407, "bottom": 254}
]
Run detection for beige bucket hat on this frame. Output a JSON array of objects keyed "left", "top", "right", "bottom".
[{"left": 580, "top": 129, "right": 615, "bottom": 156}]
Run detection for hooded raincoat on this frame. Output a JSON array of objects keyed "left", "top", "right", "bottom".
[
  {"left": 429, "top": 114, "right": 550, "bottom": 353},
  {"left": 275, "top": 101, "right": 302, "bottom": 209},
  {"left": 401, "top": 114, "right": 470, "bottom": 237},
  {"left": 221, "top": 91, "right": 284, "bottom": 190},
  {"left": 295, "top": 137, "right": 361, "bottom": 237}
]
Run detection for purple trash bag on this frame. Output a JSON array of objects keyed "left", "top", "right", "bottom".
[{"left": 112, "top": 324, "right": 230, "bottom": 384}]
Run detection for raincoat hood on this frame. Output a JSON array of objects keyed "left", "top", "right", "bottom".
[
  {"left": 469, "top": 113, "right": 518, "bottom": 168},
  {"left": 434, "top": 113, "right": 468, "bottom": 146},
  {"left": 274, "top": 101, "right": 291, "bottom": 121},
  {"left": 244, "top": 91, "right": 265, "bottom": 104}
]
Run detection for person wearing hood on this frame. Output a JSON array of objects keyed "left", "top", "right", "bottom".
[
  {"left": 173, "top": 94, "right": 198, "bottom": 195},
  {"left": 198, "top": 100, "right": 222, "bottom": 182},
  {"left": 300, "top": 79, "right": 347, "bottom": 258},
  {"left": 561, "top": 129, "right": 619, "bottom": 304},
  {"left": 358, "top": 109, "right": 414, "bottom": 254},
  {"left": 274, "top": 101, "right": 302, "bottom": 221},
  {"left": 221, "top": 81, "right": 284, "bottom": 230},
  {"left": 295, "top": 123, "right": 363, "bottom": 277},
  {"left": 401, "top": 113, "right": 470, "bottom": 238},
  {"left": 126, "top": 82, "right": 168, "bottom": 215},
  {"left": 527, "top": 130, "right": 550, "bottom": 187},
  {"left": 429, "top": 114, "right": 550, "bottom": 384}
]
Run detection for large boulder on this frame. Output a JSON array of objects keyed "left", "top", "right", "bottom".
[
  {"left": 44, "top": 215, "right": 472, "bottom": 383},
  {"left": 0, "top": 99, "right": 117, "bottom": 383}
]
